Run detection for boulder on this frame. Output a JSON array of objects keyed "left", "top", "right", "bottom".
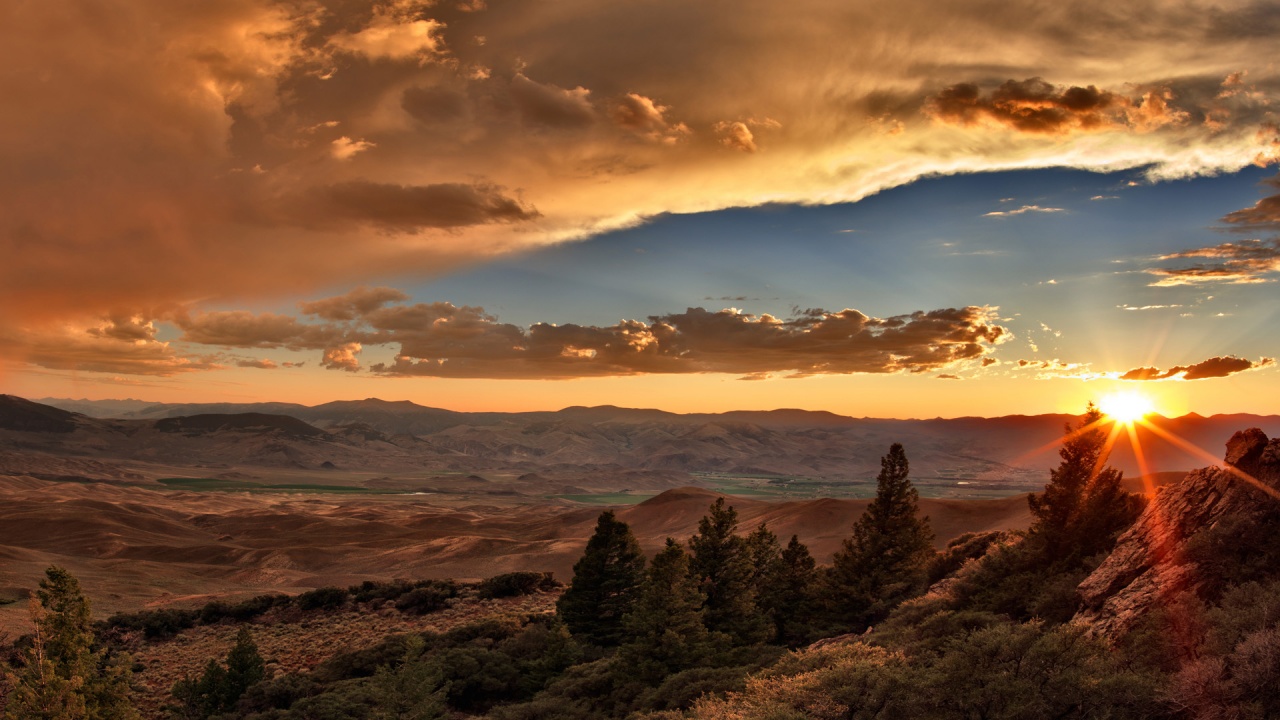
[{"left": 1073, "top": 429, "right": 1280, "bottom": 638}]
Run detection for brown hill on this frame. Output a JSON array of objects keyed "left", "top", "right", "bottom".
[{"left": 0, "top": 481, "right": 1033, "bottom": 634}]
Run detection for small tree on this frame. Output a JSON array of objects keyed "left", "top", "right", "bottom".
[
  {"left": 170, "top": 627, "right": 267, "bottom": 718},
  {"left": 1027, "top": 403, "right": 1144, "bottom": 567},
  {"left": 556, "top": 511, "right": 647, "bottom": 646},
  {"left": 829, "top": 443, "right": 934, "bottom": 628},
  {"left": 688, "top": 498, "right": 770, "bottom": 646},
  {"left": 2, "top": 566, "right": 138, "bottom": 720},
  {"left": 619, "top": 539, "right": 712, "bottom": 682}
]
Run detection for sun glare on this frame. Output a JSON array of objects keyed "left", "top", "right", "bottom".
[{"left": 1099, "top": 391, "right": 1155, "bottom": 424}]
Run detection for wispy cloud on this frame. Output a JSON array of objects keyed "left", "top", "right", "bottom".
[
  {"left": 1146, "top": 238, "right": 1280, "bottom": 286},
  {"left": 984, "top": 205, "right": 1066, "bottom": 217}
]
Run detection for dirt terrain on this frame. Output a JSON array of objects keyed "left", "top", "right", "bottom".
[{"left": 0, "top": 475, "right": 1034, "bottom": 634}]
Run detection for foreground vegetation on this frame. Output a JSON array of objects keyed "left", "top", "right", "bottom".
[{"left": 3, "top": 405, "right": 1278, "bottom": 718}]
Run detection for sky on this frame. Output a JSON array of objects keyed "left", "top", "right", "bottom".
[{"left": 2, "top": 0, "right": 1279, "bottom": 418}]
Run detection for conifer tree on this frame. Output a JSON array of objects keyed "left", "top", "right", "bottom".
[
  {"left": 169, "top": 627, "right": 266, "bottom": 718},
  {"left": 744, "top": 522, "right": 782, "bottom": 590},
  {"left": 2, "top": 566, "right": 138, "bottom": 720},
  {"left": 556, "top": 510, "right": 647, "bottom": 646},
  {"left": 619, "top": 539, "right": 711, "bottom": 682},
  {"left": 688, "top": 498, "right": 769, "bottom": 646},
  {"left": 1027, "top": 403, "right": 1144, "bottom": 566},
  {"left": 223, "top": 627, "right": 266, "bottom": 708},
  {"left": 828, "top": 443, "right": 934, "bottom": 628},
  {"left": 761, "top": 535, "right": 819, "bottom": 647}
]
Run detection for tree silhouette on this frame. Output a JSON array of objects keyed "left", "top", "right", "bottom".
[
  {"left": 688, "top": 498, "right": 769, "bottom": 646},
  {"left": 619, "top": 539, "right": 711, "bottom": 682},
  {"left": 1028, "top": 403, "right": 1144, "bottom": 566},
  {"left": 829, "top": 443, "right": 934, "bottom": 628},
  {"left": 556, "top": 510, "right": 647, "bottom": 646},
  {"left": 760, "top": 534, "right": 819, "bottom": 647}
]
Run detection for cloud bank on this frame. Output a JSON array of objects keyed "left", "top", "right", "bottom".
[
  {"left": 3, "top": 0, "right": 1279, "bottom": 332},
  {"left": 165, "top": 287, "right": 1010, "bottom": 379}
]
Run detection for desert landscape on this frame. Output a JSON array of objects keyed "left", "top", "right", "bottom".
[{"left": 3, "top": 393, "right": 1276, "bottom": 635}]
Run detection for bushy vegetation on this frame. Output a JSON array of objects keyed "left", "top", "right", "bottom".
[
  {"left": 478, "top": 572, "right": 561, "bottom": 599},
  {"left": 99, "top": 579, "right": 465, "bottom": 642}
]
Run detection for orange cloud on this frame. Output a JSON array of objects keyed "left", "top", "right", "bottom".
[
  {"left": 1119, "top": 356, "right": 1274, "bottom": 381},
  {"left": 2, "top": 0, "right": 1277, "bottom": 336},
  {"left": 926, "top": 78, "right": 1189, "bottom": 135}
]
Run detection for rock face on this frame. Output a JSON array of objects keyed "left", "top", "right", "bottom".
[{"left": 1074, "top": 428, "right": 1280, "bottom": 638}]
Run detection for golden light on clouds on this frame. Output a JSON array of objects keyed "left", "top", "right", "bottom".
[{"left": 1, "top": 0, "right": 1278, "bottom": 413}]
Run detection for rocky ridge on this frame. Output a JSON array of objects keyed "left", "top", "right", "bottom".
[{"left": 1074, "top": 428, "right": 1280, "bottom": 637}]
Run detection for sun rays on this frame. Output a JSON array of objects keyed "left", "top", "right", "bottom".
[{"left": 1099, "top": 391, "right": 1156, "bottom": 425}]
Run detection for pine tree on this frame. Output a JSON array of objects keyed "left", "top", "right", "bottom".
[
  {"left": 169, "top": 627, "right": 267, "bottom": 718},
  {"left": 828, "top": 443, "right": 934, "bottom": 628},
  {"left": 761, "top": 535, "right": 819, "bottom": 647},
  {"left": 688, "top": 498, "right": 770, "bottom": 646},
  {"left": 2, "top": 566, "right": 138, "bottom": 720},
  {"left": 744, "top": 522, "right": 782, "bottom": 590},
  {"left": 618, "top": 539, "right": 711, "bottom": 682},
  {"left": 1027, "top": 403, "right": 1144, "bottom": 566},
  {"left": 223, "top": 628, "right": 265, "bottom": 708},
  {"left": 556, "top": 510, "right": 647, "bottom": 646}
]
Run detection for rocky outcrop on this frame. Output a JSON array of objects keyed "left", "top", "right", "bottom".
[{"left": 1073, "top": 429, "right": 1280, "bottom": 638}]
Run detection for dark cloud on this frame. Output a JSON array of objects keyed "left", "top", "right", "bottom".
[
  {"left": 174, "top": 311, "right": 349, "bottom": 350},
  {"left": 509, "top": 74, "right": 596, "bottom": 127},
  {"left": 297, "top": 181, "right": 539, "bottom": 232},
  {"left": 299, "top": 286, "right": 410, "bottom": 321},
  {"left": 1221, "top": 174, "right": 1280, "bottom": 231},
  {"left": 171, "top": 289, "right": 1008, "bottom": 379},
  {"left": 369, "top": 304, "right": 1008, "bottom": 379},
  {"left": 401, "top": 85, "right": 469, "bottom": 123},
  {"left": 236, "top": 358, "right": 278, "bottom": 369},
  {"left": 1118, "top": 356, "right": 1274, "bottom": 381},
  {"left": 926, "top": 77, "right": 1187, "bottom": 134}
]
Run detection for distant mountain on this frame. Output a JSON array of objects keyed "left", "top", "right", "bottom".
[
  {"left": 27, "top": 396, "right": 1280, "bottom": 481},
  {"left": 155, "top": 413, "right": 327, "bottom": 439}
]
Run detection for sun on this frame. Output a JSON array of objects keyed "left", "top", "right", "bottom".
[{"left": 1099, "top": 391, "right": 1155, "bottom": 424}]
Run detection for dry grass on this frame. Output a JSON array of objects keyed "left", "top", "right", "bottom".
[{"left": 126, "top": 590, "right": 560, "bottom": 719}]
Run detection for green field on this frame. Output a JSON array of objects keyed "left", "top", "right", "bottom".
[
  {"left": 553, "top": 492, "right": 658, "bottom": 505},
  {"left": 157, "top": 477, "right": 402, "bottom": 494}
]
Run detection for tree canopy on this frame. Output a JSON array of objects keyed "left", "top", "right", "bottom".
[{"left": 556, "top": 510, "right": 647, "bottom": 646}]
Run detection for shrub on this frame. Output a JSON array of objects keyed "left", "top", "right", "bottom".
[
  {"left": 395, "top": 583, "right": 457, "bottom": 615},
  {"left": 103, "top": 607, "right": 198, "bottom": 640},
  {"left": 479, "top": 572, "right": 560, "bottom": 599},
  {"left": 349, "top": 580, "right": 414, "bottom": 604},
  {"left": 295, "top": 586, "right": 349, "bottom": 611}
]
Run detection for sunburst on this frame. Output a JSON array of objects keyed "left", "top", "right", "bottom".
[{"left": 1099, "top": 391, "right": 1154, "bottom": 425}]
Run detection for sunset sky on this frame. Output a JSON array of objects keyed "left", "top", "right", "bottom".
[{"left": 2, "top": 0, "right": 1278, "bottom": 418}]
